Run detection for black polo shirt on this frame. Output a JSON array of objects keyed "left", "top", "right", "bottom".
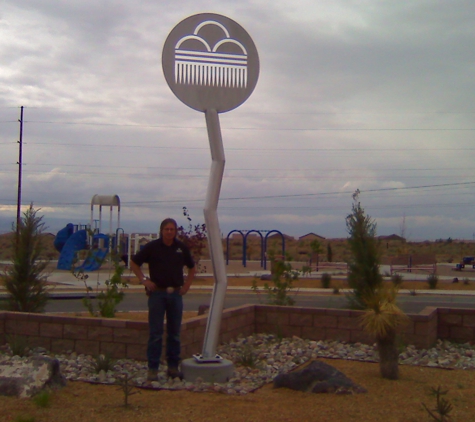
[{"left": 131, "top": 238, "right": 195, "bottom": 288}]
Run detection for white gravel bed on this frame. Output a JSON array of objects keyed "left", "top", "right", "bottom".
[{"left": 2, "top": 335, "right": 475, "bottom": 395}]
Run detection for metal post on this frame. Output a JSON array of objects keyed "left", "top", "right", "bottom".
[{"left": 200, "top": 108, "right": 228, "bottom": 360}]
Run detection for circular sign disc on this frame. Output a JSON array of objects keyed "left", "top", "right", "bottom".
[{"left": 162, "top": 13, "right": 259, "bottom": 113}]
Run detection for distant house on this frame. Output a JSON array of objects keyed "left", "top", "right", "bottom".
[
  {"left": 378, "top": 234, "right": 405, "bottom": 242},
  {"left": 299, "top": 233, "right": 326, "bottom": 241},
  {"left": 267, "top": 233, "right": 295, "bottom": 241}
]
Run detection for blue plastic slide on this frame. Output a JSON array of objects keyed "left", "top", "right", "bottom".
[
  {"left": 54, "top": 223, "right": 74, "bottom": 252},
  {"left": 77, "top": 248, "right": 108, "bottom": 272},
  {"left": 57, "top": 230, "right": 88, "bottom": 270}
]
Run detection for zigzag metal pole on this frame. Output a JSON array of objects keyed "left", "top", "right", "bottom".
[
  {"left": 200, "top": 108, "right": 228, "bottom": 359},
  {"left": 162, "top": 14, "right": 259, "bottom": 369}
]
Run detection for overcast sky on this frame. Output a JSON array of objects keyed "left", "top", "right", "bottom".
[{"left": 1, "top": 0, "right": 475, "bottom": 241}]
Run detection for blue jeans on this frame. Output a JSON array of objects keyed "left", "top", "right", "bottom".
[{"left": 147, "top": 290, "right": 183, "bottom": 370}]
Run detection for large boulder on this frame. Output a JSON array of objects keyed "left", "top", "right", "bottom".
[
  {"left": 273, "top": 360, "right": 367, "bottom": 394},
  {"left": 0, "top": 355, "right": 66, "bottom": 398}
]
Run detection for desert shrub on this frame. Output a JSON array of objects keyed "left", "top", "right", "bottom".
[
  {"left": 427, "top": 274, "right": 439, "bottom": 290},
  {"left": 93, "top": 353, "right": 115, "bottom": 373},
  {"left": 321, "top": 273, "right": 332, "bottom": 288},
  {"left": 391, "top": 274, "right": 404, "bottom": 287},
  {"left": 6, "top": 334, "right": 29, "bottom": 357},
  {"left": 236, "top": 344, "right": 259, "bottom": 368},
  {"left": 300, "top": 265, "right": 312, "bottom": 277}
]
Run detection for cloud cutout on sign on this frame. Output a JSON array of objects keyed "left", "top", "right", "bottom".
[{"left": 174, "top": 20, "right": 248, "bottom": 88}]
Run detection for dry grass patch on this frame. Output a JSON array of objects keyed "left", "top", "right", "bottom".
[{"left": 1, "top": 359, "right": 474, "bottom": 422}]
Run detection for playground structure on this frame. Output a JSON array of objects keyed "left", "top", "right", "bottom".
[
  {"left": 126, "top": 232, "right": 159, "bottom": 264},
  {"left": 225, "top": 230, "right": 286, "bottom": 270},
  {"left": 54, "top": 195, "right": 127, "bottom": 271}
]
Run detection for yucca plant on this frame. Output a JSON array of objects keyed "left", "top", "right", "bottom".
[{"left": 359, "top": 286, "right": 409, "bottom": 380}]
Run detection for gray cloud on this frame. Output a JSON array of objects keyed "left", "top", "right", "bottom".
[{"left": 1, "top": 0, "right": 474, "bottom": 240}]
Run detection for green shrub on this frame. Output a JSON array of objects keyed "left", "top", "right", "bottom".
[{"left": 321, "top": 273, "right": 332, "bottom": 289}]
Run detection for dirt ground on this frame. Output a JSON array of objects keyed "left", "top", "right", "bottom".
[{"left": 2, "top": 358, "right": 474, "bottom": 422}]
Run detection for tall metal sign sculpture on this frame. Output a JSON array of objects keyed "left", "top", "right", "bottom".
[{"left": 162, "top": 13, "right": 259, "bottom": 375}]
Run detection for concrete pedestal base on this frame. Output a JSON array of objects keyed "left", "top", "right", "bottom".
[{"left": 181, "top": 358, "right": 234, "bottom": 383}]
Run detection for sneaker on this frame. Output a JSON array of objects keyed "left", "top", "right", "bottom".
[
  {"left": 167, "top": 367, "right": 183, "bottom": 380},
  {"left": 147, "top": 369, "right": 158, "bottom": 381}
]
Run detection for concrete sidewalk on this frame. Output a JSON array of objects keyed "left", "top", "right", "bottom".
[{"left": 2, "top": 269, "right": 475, "bottom": 299}]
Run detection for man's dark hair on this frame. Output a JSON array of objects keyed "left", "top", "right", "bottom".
[{"left": 159, "top": 218, "right": 178, "bottom": 238}]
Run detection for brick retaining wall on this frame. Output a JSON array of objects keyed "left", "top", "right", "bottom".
[{"left": 0, "top": 305, "right": 473, "bottom": 360}]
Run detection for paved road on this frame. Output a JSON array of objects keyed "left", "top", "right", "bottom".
[{"left": 44, "top": 290, "right": 475, "bottom": 315}]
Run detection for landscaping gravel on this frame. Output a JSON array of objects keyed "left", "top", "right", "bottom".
[{"left": 3, "top": 335, "right": 475, "bottom": 395}]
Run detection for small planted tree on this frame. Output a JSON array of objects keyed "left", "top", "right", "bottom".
[
  {"left": 346, "top": 190, "right": 383, "bottom": 309},
  {"left": 3, "top": 204, "right": 49, "bottom": 312},
  {"left": 310, "top": 239, "right": 323, "bottom": 270},
  {"left": 252, "top": 252, "right": 298, "bottom": 306},
  {"left": 77, "top": 250, "right": 128, "bottom": 318}
]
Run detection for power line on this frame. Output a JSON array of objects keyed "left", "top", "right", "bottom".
[
  {"left": 120, "top": 181, "right": 475, "bottom": 205},
  {"left": 22, "top": 120, "right": 475, "bottom": 131},
  {"left": 3, "top": 181, "right": 474, "bottom": 207},
  {"left": 8, "top": 163, "right": 475, "bottom": 173},
  {"left": 22, "top": 142, "right": 475, "bottom": 152}
]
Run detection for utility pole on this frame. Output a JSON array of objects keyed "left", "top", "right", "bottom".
[{"left": 16, "top": 106, "right": 24, "bottom": 233}]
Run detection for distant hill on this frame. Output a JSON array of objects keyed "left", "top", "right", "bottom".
[{"left": 0, "top": 232, "right": 59, "bottom": 261}]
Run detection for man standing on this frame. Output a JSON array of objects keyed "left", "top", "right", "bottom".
[{"left": 130, "top": 218, "right": 196, "bottom": 381}]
